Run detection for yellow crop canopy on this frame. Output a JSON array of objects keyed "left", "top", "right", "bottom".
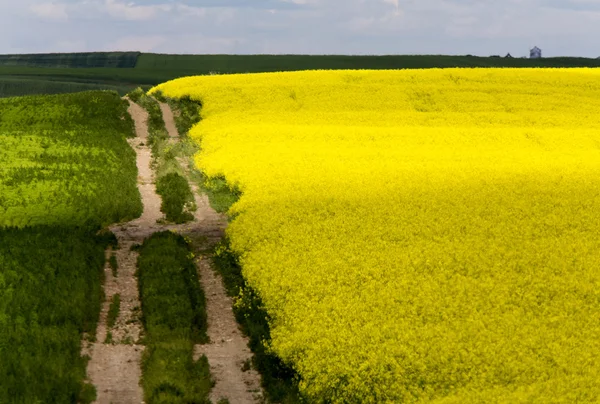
[{"left": 152, "top": 69, "right": 600, "bottom": 403}]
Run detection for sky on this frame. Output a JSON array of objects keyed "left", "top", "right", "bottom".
[{"left": 1, "top": 0, "right": 599, "bottom": 57}]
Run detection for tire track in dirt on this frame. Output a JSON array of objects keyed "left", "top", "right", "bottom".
[
  {"left": 157, "top": 100, "right": 179, "bottom": 142},
  {"left": 85, "top": 99, "right": 156, "bottom": 404},
  {"left": 158, "top": 99, "right": 263, "bottom": 404},
  {"left": 84, "top": 98, "right": 262, "bottom": 404}
]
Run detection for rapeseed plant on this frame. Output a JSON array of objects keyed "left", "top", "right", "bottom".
[{"left": 151, "top": 69, "right": 600, "bottom": 402}]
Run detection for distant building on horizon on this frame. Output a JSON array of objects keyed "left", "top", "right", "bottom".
[
  {"left": 530, "top": 46, "right": 542, "bottom": 59},
  {"left": 505, "top": 53, "right": 513, "bottom": 58}
]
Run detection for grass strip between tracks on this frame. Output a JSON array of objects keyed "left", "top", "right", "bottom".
[
  {"left": 136, "top": 231, "right": 211, "bottom": 404},
  {"left": 129, "top": 88, "right": 195, "bottom": 223}
]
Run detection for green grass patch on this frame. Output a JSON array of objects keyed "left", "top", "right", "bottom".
[
  {"left": 137, "top": 231, "right": 211, "bottom": 403},
  {"left": 106, "top": 294, "right": 121, "bottom": 330},
  {"left": 126, "top": 86, "right": 147, "bottom": 104},
  {"left": 172, "top": 97, "right": 201, "bottom": 136},
  {"left": 0, "top": 52, "right": 139, "bottom": 68},
  {"left": 155, "top": 173, "right": 195, "bottom": 224},
  {"left": 0, "top": 91, "right": 142, "bottom": 228},
  {"left": 0, "top": 77, "right": 136, "bottom": 98},
  {"left": 109, "top": 253, "right": 118, "bottom": 278},
  {"left": 142, "top": 343, "right": 212, "bottom": 404},
  {"left": 199, "top": 175, "right": 241, "bottom": 215},
  {"left": 138, "top": 53, "right": 600, "bottom": 72},
  {"left": 153, "top": 91, "right": 201, "bottom": 137},
  {"left": 137, "top": 231, "right": 208, "bottom": 343},
  {"left": 0, "top": 226, "right": 112, "bottom": 403}
]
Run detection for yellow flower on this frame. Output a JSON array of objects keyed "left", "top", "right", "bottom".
[{"left": 151, "top": 68, "right": 600, "bottom": 402}]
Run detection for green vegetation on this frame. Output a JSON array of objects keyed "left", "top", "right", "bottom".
[
  {"left": 0, "top": 52, "right": 139, "bottom": 97},
  {"left": 109, "top": 253, "right": 118, "bottom": 278},
  {"left": 137, "top": 231, "right": 211, "bottom": 404},
  {"left": 107, "top": 294, "right": 121, "bottom": 330},
  {"left": 0, "top": 52, "right": 139, "bottom": 68},
  {"left": 2, "top": 53, "right": 600, "bottom": 98},
  {"left": 0, "top": 91, "right": 142, "bottom": 228},
  {"left": 155, "top": 94, "right": 240, "bottom": 215},
  {"left": 127, "top": 86, "right": 151, "bottom": 105},
  {"left": 199, "top": 176, "right": 241, "bottom": 215},
  {"left": 138, "top": 53, "right": 600, "bottom": 72},
  {"left": 0, "top": 66, "right": 154, "bottom": 99},
  {"left": 137, "top": 231, "right": 208, "bottom": 343},
  {"left": 0, "top": 77, "right": 136, "bottom": 98},
  {"left": 142, "top": 345, "right": 211, "bottom": 404},
  {"left": 172, "top": 97, "right": 201, "bottom": 136},
  {"left": 153, "top": 91, "right": 201, "bottom": 137},
  {"left": 128, "top": 88, "right": 195, "bottom": 223},
  {"left": 0, "top": 226, "right": 113, "bottom": 403},
  {"left": 156, "top": 173, "right": 194, "bottom": 223},
  {"left": 0, "top": 91, "right": 141, "bottom": 402},
  {"left": 0, "top": 65, "right": 167, "bottom": 86},
  {"left": 128, "top": 88, "right": 168, "bottom": 155}
]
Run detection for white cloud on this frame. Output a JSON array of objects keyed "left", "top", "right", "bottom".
[
  {"left": 55, "top": 39, "right": 86, "bottom": 51},
  {"left": 175, "top": 4, "right": 207, "bottom": 18},
  {"left": 383, "top": 0, "right": 398, "bottom": 10},
  {"left": 107, "top": 35, "right": 167, "bottom": 51},
  {"left": 280, "top": 0, "right": 314, "bottom": 4},
  {"left": 4, "top": 0, "right": 600, "bottom": 57},
  {"left": 103, "top": 0, "right": 172, "bottom": 21},
  {"left": 29, "top": 2, "right": 68, "bottom": 20},
  {"left": 186, "top": 36, "right": 243, "bottom": 53}
]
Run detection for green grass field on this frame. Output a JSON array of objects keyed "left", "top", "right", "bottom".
[
  {"left": 137, "top": 231, "right": 211, "bottom": 404},
  {"left": 136, "top": 53, "right": 600, "bottom": 71},
  {"left": 1, "top": 52, "right": 599, "bottom": 98},
  {"left": 0, "top": 76, "right": 136, "bottom": 98},
  {"left": 0, "top": 227, "right": 114, "bottom": 403},
  {"left": 0, "top": 52, "right": 139, "bottom": 68},
  {"left": 0, "top": 91, "right": 141, "bottom": 227},
  {"left": 0, "top": 91, "right": 141, "bottom": 403}
]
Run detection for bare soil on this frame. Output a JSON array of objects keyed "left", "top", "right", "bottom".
[
  {"left": 195, "top": 256, "right": 264, "bottom": 404},
  {"left": 157, "top": 100, "right": 179, "bottom": 141},
  {"left": 85, "top": 98, "right": 262, "bottom": 404},
  {"left": 86, "top": 99, "right": 154, "bottom": 404}
]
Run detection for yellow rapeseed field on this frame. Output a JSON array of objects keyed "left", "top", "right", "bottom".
[{"left": 151, "top": 69, "right": 600, "bottom": 403}]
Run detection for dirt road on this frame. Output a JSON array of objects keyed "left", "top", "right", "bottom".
[{"left": 85, "top": 98, "right": 262, "bottom": 404}]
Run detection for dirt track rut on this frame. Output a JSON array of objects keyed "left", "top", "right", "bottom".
[
  {"left": 85, "top": 98, "right": 262, "bottom": 404},
  {"left": 85, "top": 100, "right": 153, "bottom": 404},
  {"left": 159, "top": 99, "right": 263, "bottom": 403}
]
